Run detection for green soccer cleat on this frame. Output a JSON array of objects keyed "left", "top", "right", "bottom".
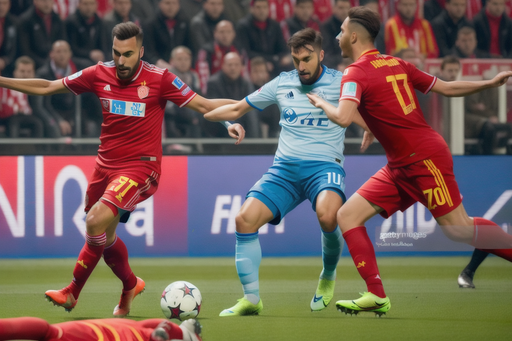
[
  {"left": 336, "top": 292, "right": 391, "bottom": 317},
  {"left": 310, "top": 278, "right": 335, "bottom": 311},
  {"left": 219, "top": 297, "right": 263, "bottom": 317}
]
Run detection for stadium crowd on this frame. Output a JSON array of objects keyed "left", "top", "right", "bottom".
[{"left": 0, "top": 0, "right": 511, "bottom": 153}]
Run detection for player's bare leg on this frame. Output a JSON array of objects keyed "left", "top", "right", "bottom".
[
  {"left": 335, "top": 194, "right": 391, "bottom": 316},
  {"left": 45, "top": 202, "right": 117, "bottom": 312},
  {"left": 219, "top": 198, "right": 273, "bottom": 316},
  {"left": 436, "top": 203, "right": 512, "bottom": 261},
  {"left": 311, "top": 190, "right": 344, "bottom": 311}
]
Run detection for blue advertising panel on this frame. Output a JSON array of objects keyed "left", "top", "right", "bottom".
[{"left": 0, "top": 155, "right": 511, "bottom": 258}]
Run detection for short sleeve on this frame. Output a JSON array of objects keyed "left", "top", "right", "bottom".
[
  {"left": 161, "top": 71, "right": 197, "bottom": 108},
  {"left": 63, "top": 65, "right": 97, "bottom": 95},
  {"left": 246, "top": 76, "right": 279, "bottom": 111},
  {"left": 339, "top": 66, "right": 365, "bottom": 105},
  {"left": 404, "top": 60, "right": 437, "bottom": 94}
]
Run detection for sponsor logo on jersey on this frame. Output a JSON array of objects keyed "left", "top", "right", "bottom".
[
  {"left": 100, "top": 98, "right": 146, "bottom": 117},
  {"left": 181, "top": 86, "right": 191, "bottom": 96},
  {"left": 68, "top": 70, "right": 82, "bottom": 80},
  {"left": 342, "top": 82, "right": 357, "bottom": 97},
  {"left": 283, "top": 107, "right": 298, "bottom": 124},
  {"left": 172, "top": 77, "right": 184, "bottom": 89},
  {"left": 343, "top": 68, "right": 349, "bottom": 75},
  {"left": 138, "top": 81, "right": 149, "bottom": 99},
  {"left": 285, "top": 91, "right": 294, "bottom": 99},
  {"left": 103, "top": 84, "right": 111, "bottom": 91}
]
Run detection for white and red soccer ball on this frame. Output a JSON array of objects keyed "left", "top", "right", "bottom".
[{"left": 160, "top": 281, "right": 202, "bottom": 321}]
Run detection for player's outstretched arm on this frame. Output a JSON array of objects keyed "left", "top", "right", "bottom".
[
  {"left": 307, "top": 93, "right": 359, "bottom": 128},
  {"left": 185, "top": 94, "right": 238, "bottom": 115},
  {"left": 431, "top": 71, "right": 512, "bottom": 97},
  {"left": 0, "top": 77, "right": 69, "bottom": 96},
  {"left": 203, "top": 99, "right": 253, "bottom": 121}
]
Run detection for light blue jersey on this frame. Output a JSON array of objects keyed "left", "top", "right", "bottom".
[{"left": 246, "top": 66, "right": 346, "bottom": 166}]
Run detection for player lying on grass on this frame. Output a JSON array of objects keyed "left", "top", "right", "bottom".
[
  {"left": 0, "top": 317, "right": 201, "bottom": 341},
  {"left": 204, "top": 27, "right": 373, "bottom": 316},
  {"left": 0, "top": 21, "right": 245, "bottom": 317},
  {"left": 307, "top": 6, "right": 512, "bottom": 316}
]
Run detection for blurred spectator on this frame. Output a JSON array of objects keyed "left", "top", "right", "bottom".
[
  {"left": 423, "top": 0, "right": 443, "bottom": 21},
  {"left": 176, "top": 0, "right": 202, "bottom": 21},
  {"left": 437, "top": 55, "right": 460, "bottom": 81},
  {"left": 314, "top": 0, "right": 333, "bottom": 23},
  {"left": 0, "top": 0, "right": 17, "bottom": 76},
  {"left": 164, "top": 46, "right": 202, "bottom": 138},
  {"left": 103, "top": 0, "right": 140, "bottom": 56},
  {"left": 205, "top": 52, "right": 260, "bottom": 137},
  {"left": 321, "top": 0, "right": 350, "bottom": 69},
  {"left": 130, "top": 0, "right": 158, "bottom": 22},
  {"left": 268, "top": 0, "right": 293, "bottom": 23},
  {"left": 35, "top": 40, "right": 101, "bottom": 137},
  {"left": 385, "top": 0, "right": 439, "bottom": 58},
  {"left": 17, "top": 0, "right": 67, "bottom": 69},
  {"left": 53, "top": 0, "right": 78, "bottom": 20},
  {"left": 189, "top": 0, "right": 227, "bottom": 55},
  {"left": 431, "top": 0, "right": 472, "bottom": 57},
  {"left": 8, "top": 0, "right": 31, "bottom": 16},
  {"left": 0, "top": 56, "right": 44, "bottom": 137},
  {"left": 223, "top": 0, "right": 251, "bottom": 24},
  {"left": 282, "top": 0, "right": 321, "bottom": 41},
  {"left": 249, "top": 56, "right": 280, "bottom": 138},
  {"left": 236, "top": 0, "right": 291, "bottom": 77},
  {"left": 425, "top": 0, "right": 484, "bottom": 21},
  {"left": 196, "top": 20, "right": 242, "bottom": 93},
  {"left": 360, "top": 0, "right": 385, "bottom": 53},
  {"left": 65, "top": 0, "right": 108, "bottom": 64},
  {"left": 465, "top": 72, "right": 512, "bottom": 154},
  {"left": 143, "top": 0, "right": 190, "bottom": 70},
  {"left": 472, "top": 0, "right": 512, "bottom": 58},
  {"left": 450, "top": 26, "right": 490, "bottom": 58}
]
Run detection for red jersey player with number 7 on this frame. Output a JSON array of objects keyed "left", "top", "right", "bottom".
[
  {"left": 307, "top": 6, "right": 512, "bottom": 316},
  {"left": 0, "top": 22, "right": 245, "bottom": 316}
]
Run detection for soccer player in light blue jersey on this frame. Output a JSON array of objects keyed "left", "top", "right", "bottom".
[{"left": 205, "top": 28, "right": 372, "bottom": 316}]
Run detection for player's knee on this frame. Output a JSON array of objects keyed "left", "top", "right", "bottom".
[
  {"left": 317, "top": 212, "right": 337, "bottom": 232},
  {"left": 439, "top": 225, "right": 473, "bottom": 244},
  {"left": 85, "top": 213, "right": 108, "bottom": 235},
  {"left": 235, "top": 212, "right": 260, "bottom": 233}
]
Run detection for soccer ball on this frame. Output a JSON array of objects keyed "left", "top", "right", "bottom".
[{"left": 160, "top": 281, "right": 202, "bottom": 321}]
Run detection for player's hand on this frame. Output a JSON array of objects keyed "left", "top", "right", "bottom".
[
  {"left": 307, "top": 93, "right": 326, "bottom": 108},
  {"left": 361, "top": 130, "right": 375, "bottom": 153},
  {"left": 228, "top": 123, "right": 245, "bottom": 145},
  {"left": 150, "top": 321, "right": 172, "bottom": 341},
  {"left": 491, "top": 71, "right": 512, "bottom": 87}
]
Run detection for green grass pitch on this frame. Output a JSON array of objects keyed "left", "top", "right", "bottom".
[{"left": 0, "top": 257, "right": 511, "bottom": 340}]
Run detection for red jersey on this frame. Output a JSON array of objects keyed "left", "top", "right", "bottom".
[
  {"left": 50, "top": 318, "right": 162, "bottom": 341},
  {"left": 339, "top": 49, "right": 446, "bottom": 167},
  {"left": 63, "top": 61, "right": 196, "bottom": 174}
]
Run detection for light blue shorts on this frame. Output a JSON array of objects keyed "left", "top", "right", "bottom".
[{"left": 247, "top": 160, "right": 346, "bottom": 225}]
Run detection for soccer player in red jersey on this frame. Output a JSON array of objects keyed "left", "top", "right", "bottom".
[
  {"left": 0, "top": 22, "right": 245, "bottom": 316},
  {"left": 0, "top": 317, "right": 202, "bottom": 341},
  {"left": 307, "top": 6, "right": 512, "bottom": 315}
]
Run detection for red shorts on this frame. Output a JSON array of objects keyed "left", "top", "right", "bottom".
[
  {"left": 85, "top": 165, "right": 159, "bottom": 220},
  {"left": 357, "top": 148, "right": 462, "bottom": 219}
]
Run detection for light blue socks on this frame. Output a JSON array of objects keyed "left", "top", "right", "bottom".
[
  {"left": 235, "top": 231, "right": 262, "bottom": 304},
  {"left": 320, "top": 226, "right": 343, "bottom": 281}
]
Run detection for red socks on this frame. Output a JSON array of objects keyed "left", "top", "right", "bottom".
[
  {"left": 103, "top": 236, "right": 137, "bottom": 291},
  {"left": 473, "top": 218, "right": 512, "bottom": 261},
  {"left": 343, "top": 226, "right": 386, "bottom": 298},
  {"left": 0, "top": 317, "right": 58, "bottom": 341},
  {"left": 68, "top": 233, "right": 107, "bottom": 299}
]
